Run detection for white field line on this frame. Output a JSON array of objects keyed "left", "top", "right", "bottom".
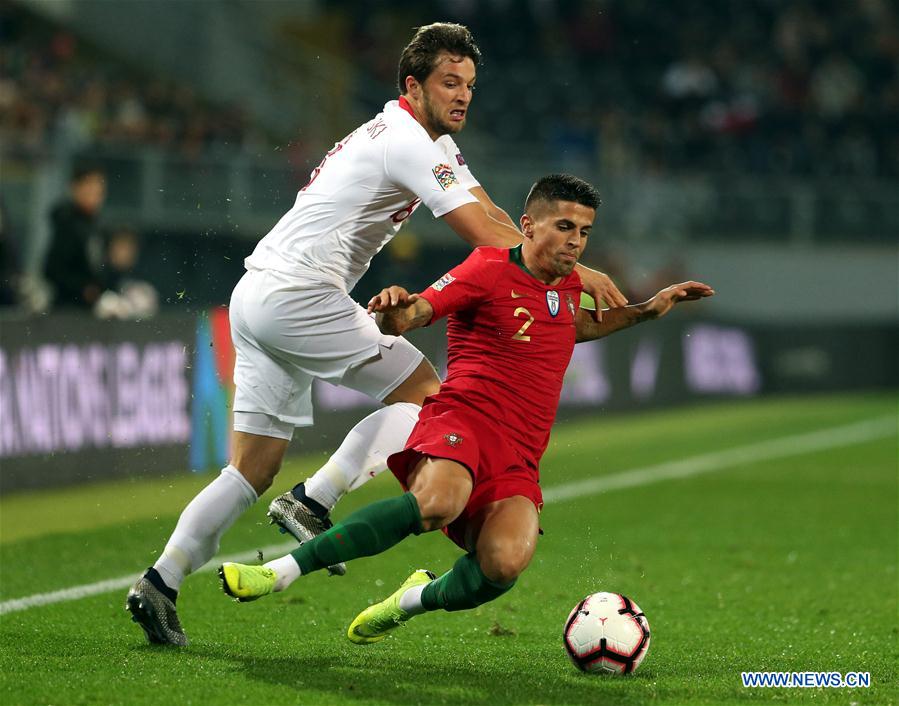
[
  {"left": 542, "top": 414, "right": 896, "bottom": 503},
  {"left": 0, "top": 542, "right": 296, "bottom": 616},
  {"left": 1, "top": 415, "right": 894, "bottom": 616}
]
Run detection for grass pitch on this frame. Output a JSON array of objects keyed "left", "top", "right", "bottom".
[{"left": 1, "top": 392, "right": 896, "bottom": 706}]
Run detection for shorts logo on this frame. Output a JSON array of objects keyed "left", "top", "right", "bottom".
[
  {"left": 546, "top": 290, "right": 560, "bottom": 317},
  {"left": 431, "top": 273, "right": 456, "bottom": 292},
  {"left": 443, "top": 433, "right": 463, "bottom": 447},
  {"left": 432, "top": 163, "right": 459, "bottom": 191},
  {"left": 456, "top": 153, "right": 466, "bottom": 166},
  {"left": 566, "top": 293, "right": 576, "bottom": 317}
]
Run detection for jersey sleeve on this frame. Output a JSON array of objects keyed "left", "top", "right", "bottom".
[
  {"left": 435, "top": 135, "right": 480, "bottom": 190},
  {"left": 384, "top": 132, "right": 478, "bottom": 218},
  {"left": 419, "top": 248, "right": 493, "bottom": 322}
]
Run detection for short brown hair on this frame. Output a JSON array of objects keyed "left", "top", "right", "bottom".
[{"left": 397, "top": 23, "right": 481, "bottom": 94}]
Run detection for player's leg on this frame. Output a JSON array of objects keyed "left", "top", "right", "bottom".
[
  {"left": 126, "top": 427, "right": 290, "bottom": 645},
  {"left": 126, "top": 270, "right": 303, "bottom": 644},
  {"left": 150, "top": 428, "right": 288, "bottom": 588},
  {"left": 409, "top": 495, "right": 538, "bottom": 611},
  {"left": 467, "top": 495, "right": 540, "bottom": 583},
  {"left": 267, "top": 295, "right": 441, "bottom": 542},
  {"left": 346, "top": 496, "right": 539, "bottom": 643},
  {"left": 284, "top": 356, "right": 439, "bottom": 514},
  {"left": 219, "top": 457, "right": 471, "bottom": 601}
]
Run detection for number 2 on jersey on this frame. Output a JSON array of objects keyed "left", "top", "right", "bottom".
[{"left": 512, "top": 306, "right": 534, "bottom": 342}]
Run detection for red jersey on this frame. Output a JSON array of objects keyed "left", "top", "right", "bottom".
[{"left": 419, "top": 245, "right": 582, "bottom": 469}]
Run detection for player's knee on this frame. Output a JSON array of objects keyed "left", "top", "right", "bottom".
[
  {"left": 418, "top": 378, "right": 441, "bottom": 400},
  {"left": 413, "top": 490, "right": 466, "bottom": 532},
  {"left": 231, "top": 458, "right": 282, "bottom": 495},
  {"left": 245, "top": 463, "right": 282, "bottom": 494},
  {"left": 479, "top": 543, "right": 531, "bottom": 584},
  {"left": 231, "top": 430, "right": 289, "bottom": 495},
  {"left": 388, "top": 380, "right": 439, "bottom": 406},
  {"left": 384, "top": 361, "right": 440, "bottom": 406}
]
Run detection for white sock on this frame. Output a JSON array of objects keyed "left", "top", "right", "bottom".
[
  {"left": 264, "top": 554, "right": 302, "bottom": 592},
  {"left": 302, "top": 460, "right": 346, "bottom": 511},
  {"left": 303, "top": 402, "right": 420, "bottom": 511},
  {"left": 398, "top": 583, "right": 428, "bottom": 616},
  {"left": 153, "top": 465, "right": 257, "bottom": 591}
]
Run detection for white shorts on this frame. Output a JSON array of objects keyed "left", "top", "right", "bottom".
[{"left": 229, "top": 269, "right": 424, "bottom": 434}]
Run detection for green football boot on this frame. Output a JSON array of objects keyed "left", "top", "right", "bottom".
[
  {"left": 347, "top": 569, "right": 436, "bottom": 644},
  {"left": 218, "top": 562, "right": 277, "bottom": 602}
]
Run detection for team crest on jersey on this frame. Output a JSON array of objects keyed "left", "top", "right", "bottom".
[
  {"left": 566, "top": 293, "right": 576, "bottom": 317},
  {"left": 546, "top": 290, "right": 560, "bottom": 317},
  {"left": 443, "top": 433, "right": 463, "bottom": 447},
  {"left": 432, "top": 163, "right": 459, "bottom": 190},
  {"left": 431, "top": 273, "right": 456, "bottom": 292}
]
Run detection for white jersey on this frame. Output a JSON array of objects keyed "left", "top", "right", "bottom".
[{"left": 245, "top": 99, "right": 481, "bottom": 292}]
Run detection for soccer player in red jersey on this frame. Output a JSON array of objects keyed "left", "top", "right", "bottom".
[{"left": 219, "top": 175, "right": 714, "bottom": 642}]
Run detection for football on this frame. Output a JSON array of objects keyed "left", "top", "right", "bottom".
[{"left": 563, "top": 592, "right": 651, "bottom": 674}]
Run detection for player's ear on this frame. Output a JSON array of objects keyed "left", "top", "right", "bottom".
[
  {"left": 520, "top": 213, "right": 535, "bottom": 240},
  {"left": 405, "top": 75, "right": 420, "bottom": 99}
]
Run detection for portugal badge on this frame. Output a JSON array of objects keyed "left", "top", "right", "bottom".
[{"left": 443, "top": 433, "right": 463, "bottom": 447}]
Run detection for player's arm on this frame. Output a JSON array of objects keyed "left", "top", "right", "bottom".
[
  {"left": 575, "top": 281, "right": 715, "bottom": 343},
  {"left": 573, "top": 263, "right": 629, "bottom": 319},
  {"left": 367, "top": 286, "right": 434, "bottom": 335},
  {"left": 468, "top": 185, "right": 517, "bottom": 229},
  {"left": 369, "top": 250, "right": 493, "bottom": 335},
  {"left": 384, "top": 134, "right": 522, "bottom": 249},
  {"left": 442, "top": 201, "right": 522, "bottom": 248},
  {"left": 436, "top": 137, "right": 518, "bottom": 233}
]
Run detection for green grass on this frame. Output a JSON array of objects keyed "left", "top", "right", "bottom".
[{"left": 1, "top": 392, "right": 896, "bottom": 706}]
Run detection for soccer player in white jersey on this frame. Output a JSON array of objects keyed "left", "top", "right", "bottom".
[{"left": 125, "top": 22, "right": 626, "bottom": 646}]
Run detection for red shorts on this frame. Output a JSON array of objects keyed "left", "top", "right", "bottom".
[{"left": 388, "top": 400, "right": 543, "bottom": 550}]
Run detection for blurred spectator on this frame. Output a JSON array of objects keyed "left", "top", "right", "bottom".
[
  {"left": 43, "top": 164, "right": 106, "bottom": 309},
  {"left": 0, "top": 4, "right": 263, "bottom": 158},
  {"left": 94, "top": 226, "right": 159, "bottom": 320},
  {"left": 662, "top": 54, "right": 718, "bottom": 103},
  {"left": 810, "top": 53, "right": 865, "bottom": 119}
]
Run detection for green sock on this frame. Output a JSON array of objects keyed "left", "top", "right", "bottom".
[
  {"left": 421, "top": 552, "right": 516, "bottom": 612},
  {"left": 290, "top": 492, "right": 423, "bottom": 575}
]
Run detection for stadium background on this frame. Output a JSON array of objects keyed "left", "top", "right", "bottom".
[
  {"left": 2, "top": 0, "right": 895, "bottom": 491},
  {"left": 0, "top": 2, "right": 897, "bottom": 705}
]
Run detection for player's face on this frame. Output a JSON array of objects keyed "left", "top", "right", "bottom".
[
  {"left": 521, "top": 201, "right": 594, "bottom": 281},
  {"left": 420, "top": 54, "right": 476, "bottom": 136}
]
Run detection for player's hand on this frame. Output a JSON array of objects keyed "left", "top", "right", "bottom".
[
  {"left": 645, "top": 281, "right": 715, "bottom": 319},
  {"left": 576, "top": 266, "right": 628, "bottom": 322},
  {"left": 367, "top": 286, "right": 420, "bottom": 314}
]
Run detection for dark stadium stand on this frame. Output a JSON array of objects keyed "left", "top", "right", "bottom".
[
  {"left": 340, "top": 0, "right": 899, "bottom": 178},
  {"left": 0, "top": 3, "right": 262, "bottom": 157}
]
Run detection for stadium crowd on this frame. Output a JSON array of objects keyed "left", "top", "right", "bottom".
[
  {"left": 3, "top": 1, "right": 896, "bottom": 175},
  {"left": 340, "top": 0, "right": 899, "bottom": 178},
  {"left": 0, "top": 4, "right": 262, "bottom": 158}
]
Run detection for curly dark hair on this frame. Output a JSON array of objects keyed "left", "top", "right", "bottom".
[{"left": 397, "top": 22, "right": 481, "bottom": 94}]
